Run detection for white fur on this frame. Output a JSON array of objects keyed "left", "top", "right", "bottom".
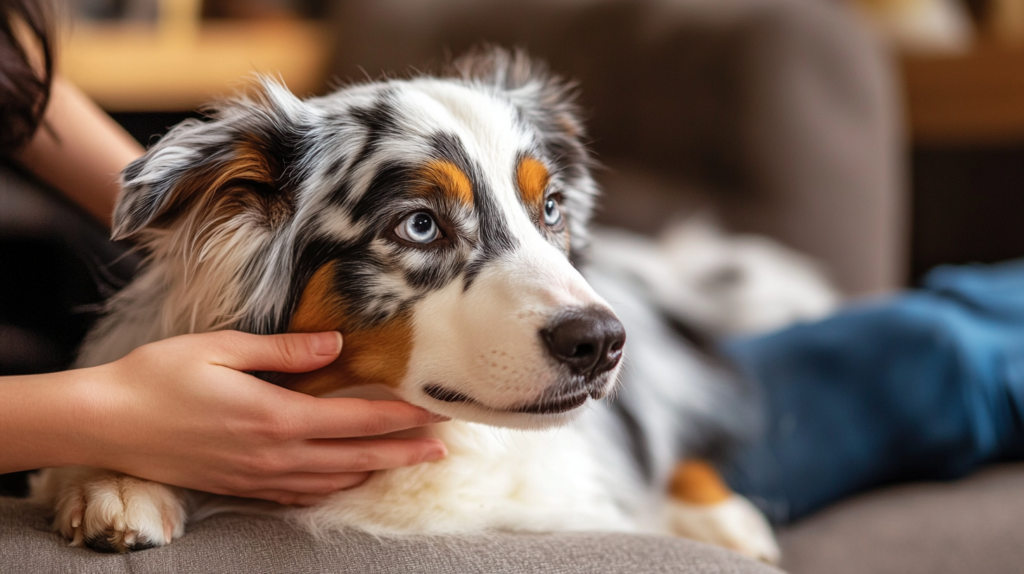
[
  {"left": 292, "top": 421, "right": 632, "bottom": 536},
  {"left": 664, "top": 495, "right": 780, "bottom": 564},
  {"left": 590, "top": 218, "right": 840, "bottom": 336}
]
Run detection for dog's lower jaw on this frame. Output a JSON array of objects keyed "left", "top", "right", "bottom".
[
  {"left": 422, "top": 384, "right": 592, "bottom": 414},
  {"left": 416, "top": 368, "right": 621, "bottom": 430},
  {"left": 285, "top": 419, "right": 634, "bottom": 537}
]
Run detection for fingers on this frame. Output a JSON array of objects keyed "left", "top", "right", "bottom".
[
  {"left": 295, "top": 398, "right": 449, "bottom": 439},
  {"left": 292, "top": 438, "right": 447, "bottom": 474},
  {"left": 207, "top": 331, "right": 343, "bottom": 373},
  {"left": 240, "top": 470, "right": 376, "bottom": 501},
  {"left": 225, "top": 437, "right": 445, "bottom": 504},
  {"left": 252, "top": 471, "right": 373, "bottom": 498},
  {"left": 235, "top": 472, "right": 373, "bottom": 505},
  {"left": 242, "top": 490, "right": 328, "bottom": 507}
]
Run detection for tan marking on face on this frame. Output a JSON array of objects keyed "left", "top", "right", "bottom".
[
  {"left": 288, "top": 263, "right": 346, "bottom": 333},
  {"left": 669, "top": 460, "right": 733, "bottom": 505},
  {"left": 516, "top": 157, "right": 549, "bottom": 208},
  {"left": 417, "top": 160, "right": 473, "bottom": 207},
  {"left": 283, "top": 262, "right": 413, "bottom": 396}
]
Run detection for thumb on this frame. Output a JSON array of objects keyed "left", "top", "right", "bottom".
[{"left": 209, "top": 331, "right": 343, "bottom": 373}]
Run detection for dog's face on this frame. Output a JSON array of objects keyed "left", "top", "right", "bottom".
[{"left": 114, "top": 50, "right": 624, "bottom": 429}]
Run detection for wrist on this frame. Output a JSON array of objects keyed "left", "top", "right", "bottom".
[
  {"left": 58, "top": 363, "right": 120, "bottom": 469},
  {"left": 0, "top": 366, "right": 104, "bottom": 473}
]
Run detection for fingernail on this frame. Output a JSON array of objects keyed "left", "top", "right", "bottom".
[
  {"left": 425, "top": 445, "right": 447, "bottom": 462},
  {"left": 429, "top": 413, "right": 452, "bottom": 423},
  {"left": 312, "top": 332, "right": 343, "bottom": 356}
]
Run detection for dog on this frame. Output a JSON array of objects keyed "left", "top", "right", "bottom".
[{"left": 28, "top": 48, "right": 832, "bottom": 563}]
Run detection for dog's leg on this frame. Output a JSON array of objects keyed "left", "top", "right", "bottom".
[
  {"left": 663, "top": 460, "right": 780, "bottom": 564},
  {"left": 30, "top": 467, "right": 187, "bottom": 552}
]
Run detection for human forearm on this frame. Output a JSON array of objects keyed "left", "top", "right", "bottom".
[
  {"left": 14, "top": 76, "right": 144, "bottom": 227},
  {"left": 0, "top": 367, "right": 105, "bottom": 473},
  {"left": 0, "top": 331, "right": 447, "bottom": 504}
]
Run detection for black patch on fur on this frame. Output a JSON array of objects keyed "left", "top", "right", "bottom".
[
  {"left": 663, "top": 315, "right": 723, "bottom": 360},
  {"left": 404, "top": 257, "right": 467, "bottom": 292},
  {"left": 611, "top": 399, "right": 654, "bottom": 484},
  {"left": 462, "top": 186, "right": 518, "bottom": 291},
  {"left": 83, "top": 533, "right": 158, "bottom": 553},
  {"left": 84, "top": 534, "right": 120, "bottom": 553},
  {"left": 348, "top": 95, "right": 399, "bottom": 170},
  {"left": 350, "top": 161, "right": 416, "bottom": 224},
  {"left": 121, "top": 156, "right": 145, "bottom": 187},
  {"left": 424, "top": 384, "right": 472, "bottom": 403},
  {"left": 428, "top": 132, "right": 471, "bottom": 167},
  {"left": 128, "top": 538, "right": 158, "bottom": 551},
  {"left": 322, "top": 94, "right": 400, "bottom": 209},
  {"left": 326, "top": 153, "right": 349, "bottom": 180},
  {"left": 425, "top": 133, "right": 519, "bottom": 290}
]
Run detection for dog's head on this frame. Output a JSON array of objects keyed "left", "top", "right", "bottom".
[{"left": 113, "top": 49, "right": 624, "bottom": 429}]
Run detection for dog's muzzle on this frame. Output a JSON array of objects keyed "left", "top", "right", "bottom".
[{"left": 421, "top": 306, "right": 626, "bottom": 417}]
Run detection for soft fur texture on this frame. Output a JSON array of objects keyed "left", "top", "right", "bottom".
[
  {"left": 590, "top": 218, "right": 838, "bottom": 337},
  {"left": 30, "top": 49, "right": 836, "bottom": 563}
]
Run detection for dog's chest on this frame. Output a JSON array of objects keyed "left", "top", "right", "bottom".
[{"left": 290, "top": 421, "right": 635, "bottom": 535}]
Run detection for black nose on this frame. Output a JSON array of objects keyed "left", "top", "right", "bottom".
[{"left": 541, "top": 306, "right": 626, "bottom": 377}]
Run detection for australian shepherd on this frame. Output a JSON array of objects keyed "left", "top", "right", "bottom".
[{"left": 29, "top": 48, "right": 814, "bottom": 563}]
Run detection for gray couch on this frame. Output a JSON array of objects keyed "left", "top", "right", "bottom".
[
  {"left": 3, "top": 0, "right": 1021, "bottom": 572},
  {"left": 4, "top": 464, "right": 1024, "bottom": 573},
  {"left": 0, "top": 497, "right": 778, "bottom": 574}
]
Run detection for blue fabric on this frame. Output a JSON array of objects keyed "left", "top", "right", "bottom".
[{"left": 720, "top": 260, "right": 1024, "bottom": 524}]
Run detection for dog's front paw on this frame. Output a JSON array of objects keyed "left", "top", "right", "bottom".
[
  {"left": 665, "top": 495, "right": 780, "bottom": 564},
  {"left": 47, "top": 469, "right": 187, "bottom": 552}
]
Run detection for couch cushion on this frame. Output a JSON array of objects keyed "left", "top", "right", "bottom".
[
  {"left": 0, "top": 497, "right": 779, "bottom": 574},
  {"left": 778, "top": 463, "right": 1024, "bottom": 574}
]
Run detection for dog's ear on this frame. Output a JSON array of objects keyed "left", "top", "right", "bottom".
[{"left": 112, "top": 79, "right": 307, "bottom": 241}]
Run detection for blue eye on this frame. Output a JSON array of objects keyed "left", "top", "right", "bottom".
[
  {"left": 543, "top": 197, "right": 562, "bottom": 227},
  {"left": 396, "top": 211, "right": 441, "bottom": 244}
]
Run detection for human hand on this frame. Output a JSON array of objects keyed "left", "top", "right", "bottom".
[{"left": 70, "top": 330, "right": 448, "bottom": 505}]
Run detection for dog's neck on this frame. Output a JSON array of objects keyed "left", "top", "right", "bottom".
[
  {"left": 320, "top": 384, "right": 401, "bottom": 402},
  {"left": 76, "top": 227, "right": 290, "bottom": 369}
]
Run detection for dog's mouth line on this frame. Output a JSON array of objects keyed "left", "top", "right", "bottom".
[{"left": 422, "top": 384, "right": 598, "bottom": 415}]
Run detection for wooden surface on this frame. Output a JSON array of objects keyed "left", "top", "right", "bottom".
[
  {"left": 60, "top": 20, "right": 331, "bottom": 112},
  {"left": 60, "top": 18, "right": 1024, "bottom": 141},
  {"left": 902, "top": 42, "right": 1024, "bottom": 145}
]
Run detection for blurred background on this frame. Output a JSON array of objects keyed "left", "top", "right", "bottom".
[{"left": 58, "top": 0, "right": 1024, "bottom": 295}]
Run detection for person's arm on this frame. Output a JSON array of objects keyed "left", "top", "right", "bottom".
[
  {"left": 0, "top": 330, "right": 448, "bottom": 506},
  {"left": 14, "top": 76, "right": 144, "bottom": 228}
]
